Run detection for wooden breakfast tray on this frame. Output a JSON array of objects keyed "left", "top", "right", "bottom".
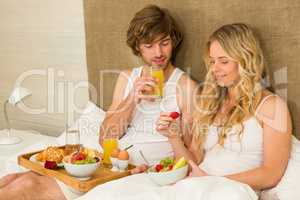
[{"left": 17, "top": 147, "right": 134, "bottom": 192}]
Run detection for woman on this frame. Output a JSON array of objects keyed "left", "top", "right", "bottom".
[
  {"left": 157, "top": 23, "right": 292, "bottom": 196},
  {"left": 77, "top": 23, "right": 292, "bottom": 200}
]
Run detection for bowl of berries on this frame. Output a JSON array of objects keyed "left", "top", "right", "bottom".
[
  {"left": 63, "top": 148, "right": 101, "bottom": 180},
  {"left": 146, "top": 157, "right": 188, "bottom": 186}
]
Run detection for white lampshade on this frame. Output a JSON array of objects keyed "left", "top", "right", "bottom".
[
  {"left": 8, "top": 87, "right": 32, "bottom": 106},
  {"left": 0, "top": 86, "right": 32, "bottom": 145}
]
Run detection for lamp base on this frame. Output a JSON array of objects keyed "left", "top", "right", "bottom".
[{"left": 0, "top": 135, "right": 22, "bottom": 145}]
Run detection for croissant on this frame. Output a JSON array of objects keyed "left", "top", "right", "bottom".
[{"left": 36, "top": 147, "right": 64, "bottom": 163}]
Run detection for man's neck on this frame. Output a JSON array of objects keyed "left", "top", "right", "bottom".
[{"left": 162, "top": 63, "right": 175, "bottom": 82}]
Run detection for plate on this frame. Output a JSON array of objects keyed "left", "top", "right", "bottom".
[{"left": 29, "top": 153, "right": 64, "bottom": 167}]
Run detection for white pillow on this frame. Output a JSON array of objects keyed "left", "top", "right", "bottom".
[
  {"left": 56, "top": 101, "right": 106, "bottom": 151},
  {"left": 260, "top": 136, "right": 300, "bottom": 200}
]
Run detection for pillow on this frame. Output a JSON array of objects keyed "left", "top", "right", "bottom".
[
  {"left": 260, "top": 136, "right": 300, "bottom": 200},
  {"left": 56, "top": 101, "right": 106, "bottom": 151}
]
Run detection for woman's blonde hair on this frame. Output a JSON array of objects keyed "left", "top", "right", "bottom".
[{"left": 193, "top": 23, "right": 265, "bottom": 149}]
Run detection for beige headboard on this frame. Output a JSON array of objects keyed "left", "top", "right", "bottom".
[{"left": 84, "top": 0, "right": 300, "bottom": 138}]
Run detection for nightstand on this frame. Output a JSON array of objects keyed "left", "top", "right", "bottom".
[{"left": 0, "top": 129, "right": 57, "bottom": 176}]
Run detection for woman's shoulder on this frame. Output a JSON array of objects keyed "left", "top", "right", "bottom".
[
  {"left": 258, "top": 90, "right": 286, "bottom": 111},
  {"left": 256, "top": 90, "right": 291, "bottom": 133}
]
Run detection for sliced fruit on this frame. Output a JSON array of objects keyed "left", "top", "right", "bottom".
[
  {"left": 44, "top": 161, "right": 57, "bottom": 169},
  {"left": 169, "top": 112, "right": 180, "bottom": 119},
  {"left": 173, "top": 157, "right": 187, "bottom": 170},
  {"left": 71, "top": 152, "right": 86, "bottom": 163},
  {"left": 83, "top": 148, "right": 96, "bottom": 158},
  {"left": 159, "top": 157, "right": 174, "bottom": 167},
  {"left": 155, "top": 164, "right": 163, "bottom": 172}
]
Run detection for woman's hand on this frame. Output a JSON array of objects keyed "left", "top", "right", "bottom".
[
  {"left": 188, "top": 160, "right": 208, "bottom": 177},
  {"left": 156, "top": 112, "right": 181, "bottom": 139}
]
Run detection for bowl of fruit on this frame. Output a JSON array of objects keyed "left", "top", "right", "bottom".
[
  {"left": 146, "top": 157, "right": 188, "bottom": 186},
  {"left": 63, "top": 148, "right": 101, "bottom": 180}
]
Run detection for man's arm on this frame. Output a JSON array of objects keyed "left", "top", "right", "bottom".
[
  {"left": 99, "top": 69, "right": 157, "bottom": 145},
  {"left": 99, "top": 70, "right": 136, "bottom": 145}
]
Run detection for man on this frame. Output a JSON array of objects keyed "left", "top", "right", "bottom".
[
  {"left": 0, "top": 5, "right": 197, "bottom": 200},
  {"left": 100, "top": 5, "right": 197, "bottom": 166}
]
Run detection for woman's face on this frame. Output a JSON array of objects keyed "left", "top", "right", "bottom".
[{"left": 209, "top": 40, "right": 240, "bottom": 87}]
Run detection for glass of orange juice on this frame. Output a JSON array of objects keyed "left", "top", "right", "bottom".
[
  {"left": 102, "top": 133, "right": 119, "bottom": 165},
  {"left": 150, "top": 66, "right": 164, "bottom": 98}
]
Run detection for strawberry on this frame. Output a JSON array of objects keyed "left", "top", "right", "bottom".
[
  {"left": 168, "top": 164, "right": 173, "bottom": 171},
  {"left": 155, "top": 164, "right": 163, "bottom": 172},
  {"left": 44, "top": 161, "right": 57, "bottom": 169},
  {"left": 169, "top": 112, "right": 180, "bottom": 119},
  {"left": 72, "top": 152, "right": 86, "bottom": 161}
]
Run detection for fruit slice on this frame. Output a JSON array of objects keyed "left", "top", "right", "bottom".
[
  {"left": 159, "top": 157, "right": 174, "bottom": 167},
  {"left": 71, "top": 152, "right": 86, "bottom": 164},
  {"left": 169, "top": 112, "right": 180, "bottom": 119},
  {"left": 44, "top": 161, "right": 57, "bottom": 169},
  {"left": 173, "top": 157, "right": 187, "bottom": 170},
  {"left": 155, "top": 164, "right": 164, "bottom": 172},
  {"left": 84, "top": 148, "right": 97, "bottom": 158}
]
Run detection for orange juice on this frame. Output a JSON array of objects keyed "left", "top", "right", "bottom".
[
  {"left": 103, "top": 138, "right": 118, "bottom": 164},
  {"left": 151, "top": 67, "right": 164, "bottom": 98}
]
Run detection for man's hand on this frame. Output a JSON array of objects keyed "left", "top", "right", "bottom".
[
  {"left": 156, "top": 112, "right": 181, "bottom": 139},
  {"left": 188, "top": 160, "right": 208, "bottom": 177},
  {"left": 130, "top": 164, "right": 149, "bottom": 174},
  {"left": 131, "top": 76, "right": 157, "bottom": 104}
]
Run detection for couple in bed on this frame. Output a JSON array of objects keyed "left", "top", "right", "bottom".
[{"left": 0, "top": 4, "right": 292, "bottom": 200}]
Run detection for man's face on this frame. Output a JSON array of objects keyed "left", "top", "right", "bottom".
[{"left": 138, "top": 35, "right": 173, "bottom": 69}]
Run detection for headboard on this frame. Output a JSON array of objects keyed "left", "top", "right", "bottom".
[{"left": 83, "top": 0, "right": 300, "bottom": 138}]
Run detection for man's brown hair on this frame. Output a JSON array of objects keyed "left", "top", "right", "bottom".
[{"left": 126, "top": 5, "right": 183, "bottom": 62}]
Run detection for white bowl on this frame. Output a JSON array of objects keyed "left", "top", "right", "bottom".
[
  {"left": 63, "top": 157, "right": 100, "bottom": 180},
  {"left": 147, "top": 165, "right": 189, "bottom": 186}
]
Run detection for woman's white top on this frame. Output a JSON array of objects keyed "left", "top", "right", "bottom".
[{"left": 199, "top": 95, "right": 276, "bottom": 176}]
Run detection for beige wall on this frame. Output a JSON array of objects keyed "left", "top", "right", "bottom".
[
  {"left": 0, "top": 0, "right": 89, "bottom": 136},
  {"left": 84, "top": 0, "right": 300, "bottom": 138}
]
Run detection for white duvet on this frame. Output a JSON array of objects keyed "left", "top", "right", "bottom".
[{"left": 76, "top": 173, "right": 258, "bottom": 200}]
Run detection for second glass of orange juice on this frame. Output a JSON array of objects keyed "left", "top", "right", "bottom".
[
  {"left": 150, "top": 66, "right": 164, "bottom": 98},
  {"left": 102, "top": 134, "right": 118, "bottom": 165}
]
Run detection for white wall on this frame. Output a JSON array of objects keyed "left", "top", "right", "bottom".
[{"left": 0, "top": 0, "right": 89, "bottom": 136}]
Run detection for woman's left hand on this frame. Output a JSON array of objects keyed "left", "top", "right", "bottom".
[{"left": 188, "top": 160, "right": 208, "bottom": 177}]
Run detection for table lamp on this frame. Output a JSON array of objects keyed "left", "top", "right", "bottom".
[{"left": 0, "top": 87, "right": 32, "bottom": 145}]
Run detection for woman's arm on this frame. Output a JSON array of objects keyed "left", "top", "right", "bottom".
[
  {"left": 189, "top": 95, "right": 292, "bottom": 190},
  {"left": 156, "top": 74, "right": 200, "bottom": 162},
  {"left": 224, "top": 95, "right": 292, "bottom": 190}
]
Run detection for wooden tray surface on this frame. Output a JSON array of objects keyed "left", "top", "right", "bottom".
[{"left": 18, "top": 147, "right": 134, "bottom": 192}]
